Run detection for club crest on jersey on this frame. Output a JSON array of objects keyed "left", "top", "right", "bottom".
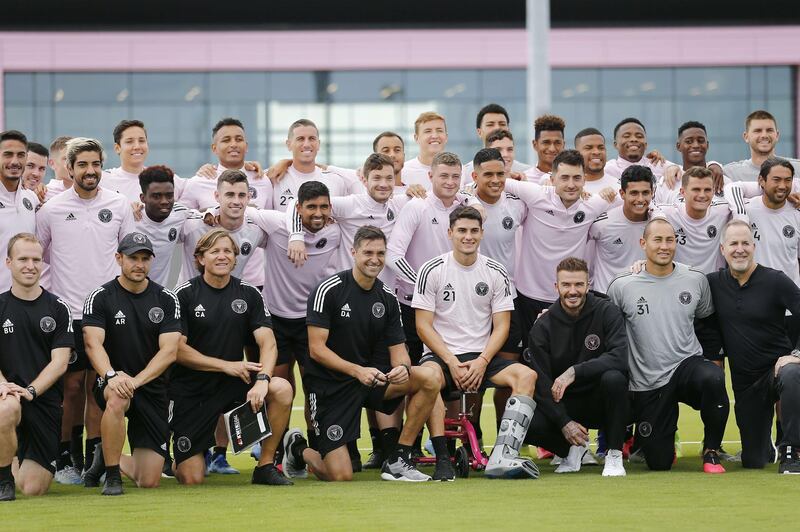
[
  {"left": 168, "top": 228, "right": 178, "bottom": 242},
  {"left": 23, "top": 198, "right": 33, "bottom": 211},
  {"left": 372, "top": 302, "right": 385, "bottom": 318},
  {"left": 706, "top": 225, "right": 717, "bottom": 238},
  {"left": 679, "top": 291, "right": 692, "bottom": 305},
  {"left": 387, "top": 208, "right": 395, "bottom": 221},
  {"left": 584, "top": 334, "right": 600, "bottom": 351},
  {"left": 638, "top": 422, "right": 652, "bottom": 438},
  {"left": 39, "top": 316, "right": 56, "bottom": 333},
  {"left": 148, "top": 307, "right": 164, "bottom": 324},
  {"left": 475, "top": 282, "right": 489, "bottom": 296},
  {"left": 315, "top": 238, "right": 328, "bottom": 249},
  {"left": 98, "top": 209, "right": 113, "bottom": 223},
  {"left": 133, "top": 233, "right": 147, "bottom": 244},
  {"left": 573, "top": 211, "right": 586, "bottom": 224},
  {"left": 502, "top": 216, "right": 514, "bottom": 230},
  {"left": 231, "top": 299, "right": 248, "bottom": 314},
  {"left": 327, "top": 425, "right": 343, "bottom": 442},
  {"left": 783, "top": 225, "right": 796, "bottom": 238},
  {"left": 249, "top": 186, "right": 257, "bottom": 199},
  {"left": 240, "top": 241, "right": 252, "bottom": 256},
  {"left": 176, "top": 436, "right": 191, "bottom": 453}
]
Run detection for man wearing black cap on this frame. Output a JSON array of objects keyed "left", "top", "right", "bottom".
[{"left": 81, "top": 232, "right": 182, "bottom": 495}]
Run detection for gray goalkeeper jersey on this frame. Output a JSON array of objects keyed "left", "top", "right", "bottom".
[{"left": 607, "top": 262, "right": 714, "bottom": 392}]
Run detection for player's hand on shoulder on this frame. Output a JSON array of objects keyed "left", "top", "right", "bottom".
[
  {"left": 787, "top": 192, "right": 800, "bottom": 209},
  {"left": 265, "top": 159, "right": 292, "bottom": 183},
  {"left": 510, "top": 171, "right": 524, "bottom": 181},
  {"left": 646, "top": 149, "right": 665, "bottom": 166},
  {"left": 35, "top": 183, "right": 48, "bottom": 203},
  {"left": 287, "top": 241, "right": 308, "bottom": 268},
  {"left": 131, "top": 201, "right": 144, "bottom": 221},
  {"left": 243, "top": 160, "right": 263, "bottom": 177},
  {"left": 708, "top": 163, "right": 724, "bottom": 194},
  {"left": 223, "top": 360, "right": 263, "bottom": 383},
  {"left": 630, "top": 259, "right": 646, "bottom": 274},
  {"left": 405, "top": 184, "right": 427, "bottom": 199},
  {"left": 663, "top": 164, "right": 682, "bottom": 189},
  {"left": 598, "top": 187, "right": 617, "bottom": 203},
  {"left": 196, "top": 163, "right": 217, "bottom": 179}
]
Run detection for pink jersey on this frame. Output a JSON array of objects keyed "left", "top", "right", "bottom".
[
  {"left": 412, "top": 252, "right": 514, "bottom": 355},
  {"left": 267, "top": 165, "right": 348, "bottom": 212},
  {"left": 524, "top": 165, "right": 550, "bottom": 183},
  {"left": 400, "top": 157, "right": 432, "bottom": 189},
  {"left": 135, "top": 203, "right": 192, "bottom": 287},
  {"left": 44, "top": 179, "right": 69, "bottom": 201},
  {"left": 604, "top": 156, "right": 672, "bottom": 180},
  {"left": 250, "top": 209, "right": 341, "bottom": 318},
  {"left": 325, "top": 165, "right": 365, "bottom": 194},
  {"left": 0, "top": 182, "right": 39, "bottom": 291},
  {"left": 386, "top": 194, "right": 472, "bottom": 304},
  {"left": 36, "top": 187, "right": 135, "bottom": 318},
  {"left": 504, "top": 179, "right": 613, "bottom": 302},
  {"left": 101, "top": 166, "right": 187, "bottom": 203}
]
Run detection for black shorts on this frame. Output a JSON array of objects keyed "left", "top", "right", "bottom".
[
  {"left": 515, "top": 293, "right": 553, "bottom": 349},
  {"left": 169, "top": 378, "right": 249, "bottom": 465},
  {"left": 499, "top": 297, "right": 523, "bottom": 355},
  {"left": 305, "top": 376, "right": 403, "bottom": 458},
  {"left": 272, "top": 315, "right": 309, "bottom": 367},
  {"left": 67, "top": 319, "right": 90, "bottom": 372},
  {"left": 399, "top": 303, "right": 423, "bottom": 365},
  {"left": 94, "top": 381, "right": 169, "bottom": 459},
  {"left": 419, "top": 351, "right": 518, "bottom": 397},
  {"left": 17, "top": 399, "right": 61, "bottom": 474}
]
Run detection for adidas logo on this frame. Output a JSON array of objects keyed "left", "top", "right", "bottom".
[
  {"left": 368, "top": 215, "right": 374, "bottom": 219},
  {"left": 340, "top": 303, "right": 351, "bottom": 317},
  {"left": 194, "top": 304, "right": 206, "bottom": 317},
  {"left": 431, "top": 218, "right": 439, "bottom": 225},
  {"left": 637, "top": 296, "right": 647, "bottom": 304},
  {"left": 282, "top": 188, "right": 292, "bottom": 195},
  {"left": 676, "top": 228, "right": 686, "bottom": 235},
  {"left": 612, "top": 238, "right": 623, "bottom": 245},
  {"left": 65, "top": 213, "right": 77, "bottom": 221},
  {"left": 341, "top": 303, "right": 351, "bottom": 311},
  {"left": 444, "top": 283, "right": 454, "bottom": 290},
  {"left": 3, "top": 319, "right": 13, "bottom": 327},
  {"left": 3, "top": 318, "right": 14, "bottom": 333},
  {"left": 114, "top": 310, "right": 126, "bottom": 324},
  {"left": 545, "top": 210, "right": 555, "bottom": 216}
]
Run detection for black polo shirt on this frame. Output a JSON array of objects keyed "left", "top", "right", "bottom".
[{"left": 706, "top": 264, "right": 800, "bottom": 390}]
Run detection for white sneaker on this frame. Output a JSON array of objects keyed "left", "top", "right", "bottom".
[
  {"left": 380, "top": 453, "right": 431, "bottom": 482},
  {"left": 54, "top": 465, "right": 82, "bottom": 485},
  {"left": 602, "top": 449, "right": 626, "bottom": 477},
  {"left": 554, "top": 445, "right": 585, "bottom": 473},
  {"left": 581, "top": 446, "right": 600, "bottom": 465},
  {"left": 550, "top": 455, "right": 562, "bottom": 465}
]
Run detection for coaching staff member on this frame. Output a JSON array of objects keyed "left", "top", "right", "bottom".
[
  {"left": 524, "top": 257, "right": 629, "bottom": 477},
  {"left": 707, "top": 219, "right": 800, "bottom": 473}
]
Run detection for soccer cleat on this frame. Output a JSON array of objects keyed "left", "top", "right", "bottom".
[
  {"left": 282, "top": 429, "right": 308, "bottom": 479},
  {"left": 702, "top": 450, "right": 726, "bottom": 474},
  {"left": 0, "top": 480, "right": 15, "bottom": 501},
  {"left": 54, "top": 465, "right": 83, "bottom": 485},
  {"left": 364, "top": 450, "right": 384, "bottom": 470},
  {"left": 550, "top": 455, "right": 562, "bottom": 466},
  {"left": 537, "top": 447, "right": 554, "bottom": 459},
  {"left": 779, "top": 446, "right": 800, "bottom": 475},
  {"left": 351, "top": 457, "right": 363, "bottom": 473},
  {"left": 380, "top": 452, "right": 431, "bottom": 482},
  {"left": 554, "top": 444, "right": 585, "bottom": 474},
  {"left": 628, "top": 448, "right": 646, "bottom": 463},
  {"left": 250, "top": 442, "right": 262, "bottom": 462},
  {"left": 101, "top": 475, "right": 123, "bottom": 496},
  {"left": 582, "top": 447, "right": 600, "bottom": 465},
  {"left": 432, "top": 457, "right": 456, "bottom": 482},
  {"left": 82, "top": 442, "right": 104, "bottom": 487},
  {"left": 207, "top": 453, "right": 240, "bottom": 474},
  {"left": 252, "top": 463, "right": 293, "bottom": 485},
  {"left": 602, "top": 449, "right": 627, "bottom": 477}
]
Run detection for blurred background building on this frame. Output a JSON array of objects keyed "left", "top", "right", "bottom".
[{"left": 1, "top": 0, "right": 798, "bottom": 177}]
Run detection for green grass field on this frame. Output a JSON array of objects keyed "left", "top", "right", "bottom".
[{"left": 3, "top": 379, "right": 800, "bottom": 530}]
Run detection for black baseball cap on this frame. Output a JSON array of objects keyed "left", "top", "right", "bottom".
[{"left": 117, "top": 232, "right": 155, "bottom": 256}]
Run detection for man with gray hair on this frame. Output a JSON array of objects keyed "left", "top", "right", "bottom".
[{"left": 706, "top": 219, "right": 800, "bottom": 473}]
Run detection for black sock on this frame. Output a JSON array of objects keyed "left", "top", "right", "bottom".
[
  {"left": 57, "top": 441, "right": 71, "bottom": 469},
  {"left": 85, "top": 437, "right": 101, "bottom": 469},
  {"left": 395, "top": 443, "right": 413, "bottom": 460},
  {"left": 70, "top": 425, "right": 84, "bottom": 469},
  {"left": 105, "top": 464, "right": 121, "bottom": 480},
  {"left": 307, "top": 430, "right": 317, "bottom": 452},
  {"left": 431, "top": 436, "right": 450, "bottom": 460},
  {"left": 213, "top": 446, "right": 227, "bottom": 458},
  {"left": 447, "top": 438, "right": 456, "bottom": 456},
  {"left": 369, "top": 427, "right": 380, "bottom": 453},
  {"left": 379, "top": 428, "right": 400, "bottom": 457},
  {"left": 0, "top": 464, "right": 11, "bottom": 482},
  {"left": 347, "top": 440, "right": 360, "bottom": 462},
  {"left": 413, "top": 431, "right": 424, "bottom": 453},
  {"left": 274, "top": 428, "right": 288, "bottom": 463}
]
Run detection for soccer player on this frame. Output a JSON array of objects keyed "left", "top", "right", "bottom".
[
  {"left": 414, "top": 206, "right": 539, "bottom": 479},
  {"left": 171, "top": 229, "right": 293, "bottom": 486},
  {"left": 504, "top": 149, "right": 617, "bottom": 345},
  {"left": 524, "top": 114, "right": 565, "bottom": 182},
  {"left": 724, "top": 110, "right": 800, "bottom": 182},
  {"left": 22, "top": 142, "right": 48, "bottom": 191},
  {"left": 604, "top": 118, "right": 671, "bottom": 180},
  {"left": 135, "top": 166, "right": 191, "bottom": 287},
  {"left": 401, "top": 112, "right": 448, "bottom": 188},
  {"left": 0, "top": 233, "right": 73, "bottom": 501},
  {"left": 36, "top": 137, "right": 135, "bottom": 484},
  {"left": 42, "top": 136, "right": 73, "bottom": 201},
  {"left": 282, "top": 226, "right": 441, "bottom": 482},
  {"left": 706, "top": 220, "right": 800, "bottom": 473},
  {"left": 589, "top": 165, "right": 654, "bottom": 294},
  {"left": 461, "top": 104, "right": 529, "bottom": 179},
  {"left": 373, "top": 131, "right": 406, "bottom": 185},
  {"left": 81, "top": 233, "right": 181, "bottom": 495},
  {"left": 0, "top": 131, "right": 39, "bottom": 292},
  {"left": 657, "top": 166, "right": 736, "bottom": 275},
  {"left": 387, "top": 152, "right": 472, "bottom": 362},
  {"left": 574, "top": 128, "right": 620, "bottom": 194},
  {"left": 656, "top": 121, "right": 727, "bottom": 203},
  {"left": 607, "top": 218, "right": 729, "bottom": 473},
  {"left": 524, "top": 258, "right": 629, "bottom": 476}
]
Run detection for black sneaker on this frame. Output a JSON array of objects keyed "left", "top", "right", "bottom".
[
  {"left": 779, "top": 446, "right": 800, "bottom": 475},
  {"left": 364, "top": 450, "right": 384, "bottom": 470},
  {"left": 0, "top": 480, "right": 15, "bottom": 502},
  {"left": 252, "top": 463, "right": 293, "bottom": 486},
  {"left": 351, "top": 457, "right": 363, "bottom": 473},
  {"left": 161, "top": 457, "right": 175, "bottom": 478},
  {"left": 83, "top": 443, "right": 104, "bottom": 488},
  {"left": 101, "top": 475, "right": 123, "bottom": 496},
  {"left": 432, "top": 457, "right": 455, "bottom": 482}
]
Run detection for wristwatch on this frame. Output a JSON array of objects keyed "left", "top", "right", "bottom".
[
  {"left": 791, "top": 350, "right": 800, "bottom": 360},
  {"left": 26, "top": 385, "right": 37, "bottom": 400},
  {"left": 105, "top": 370, "right": 117, "bottom": 380},
  {"left": 256, "top": 373, "right": 271, "bottom": 383}
]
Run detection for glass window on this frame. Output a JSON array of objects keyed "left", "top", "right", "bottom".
[
  {"left": 328, "top": 71, "right": 405, "bottom": 103},
  {"left": 675, "top": 67, "right": 748, "bottom": 97},
  {"left": 601, "top": 68, "right": 673, "bottom": 98},
  {"left": 4, "top": 74, "right": 33, "bottom": 104},
  {"left": 132, "top": 73, "right": 207, "bottom": 104},
  {"left": 406, "top": 70, "right": 479, "bottom": 101}
]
